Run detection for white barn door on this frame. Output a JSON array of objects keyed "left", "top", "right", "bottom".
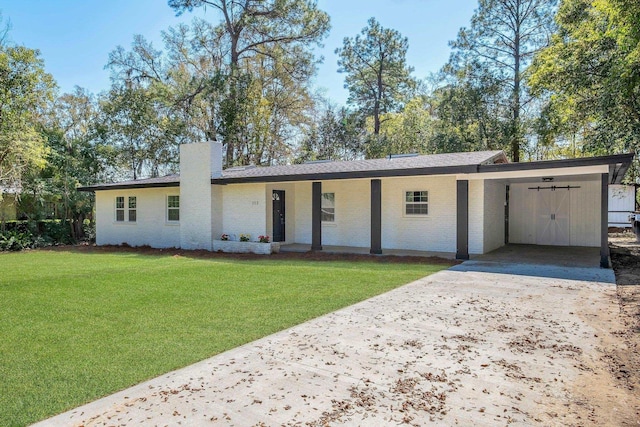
[{"left": 536, "top": 189, "right": 571, "bottom": 246}]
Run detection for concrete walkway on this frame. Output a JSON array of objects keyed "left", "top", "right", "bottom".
[{"left": 35, "top": 261, "right": 633, "bottom": 426}]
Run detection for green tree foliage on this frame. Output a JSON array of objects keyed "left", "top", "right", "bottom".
[
  {"left": 445, "top": 0, "right": 557, "bottom": 161},
  {"left": 297, "top": 103, "right": 363, "bottom": 162},
  {"left": 100, "top": 78, "right": 187, "bottom": 180},
  {"left": 107, "top": 32, "right": 222, "bottom": 149},
  {"left": 529, "top": 0, "right": 640, "bottom": 165},
  {"left": 0, "top": 41, "right": 55, "bottom": 189},
  {"left": 367, "top": 97, "right": 434, "bottom": 157},
  {"left": 430, "top": 69, "right": 509, "bottom": 154},
  {"left": 336, "top": 18, "right": 415, "bottom": 140},
  {"left": 168, "top": 0, "right": 330, "bottom": 166},
  {"left": 20, "top": 88, "right": 109, "bottom": 239}
]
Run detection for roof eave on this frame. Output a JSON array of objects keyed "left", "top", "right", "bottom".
[
  {"left": 477, "top": 153, "right": 634, "bottom": 184},
  {"left": 77, "top": 181, "right": 180, "bottom": 192},
  {"left": 212, "top": 164, "right": 482, "bottom": 185}
]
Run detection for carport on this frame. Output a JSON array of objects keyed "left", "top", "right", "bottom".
[{"left": 456, "top": 153, "right": 634, "bottom": 268}]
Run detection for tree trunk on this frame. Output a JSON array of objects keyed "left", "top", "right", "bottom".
[{"left": 511, "top": 0, "right": 522, "bottom": 163}]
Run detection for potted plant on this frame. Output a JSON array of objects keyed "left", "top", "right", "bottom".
[{"left": 213, "top": 232, "right": 280, "bottom": 254}]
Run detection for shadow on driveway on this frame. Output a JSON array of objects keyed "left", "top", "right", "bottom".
[{"left": 452, "top": 260, "right": 616, "bottom": 283}]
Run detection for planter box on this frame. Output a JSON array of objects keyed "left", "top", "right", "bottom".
[{"left": 213, "top": 240, "right": 280, "bottom": 255}]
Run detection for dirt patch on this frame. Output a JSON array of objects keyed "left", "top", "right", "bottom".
[
  {"left": 39, "top": 243, "right": 459, "bottom": 266},
  {"left": 608, "top": 232, "right": 640, "bottom": 405}
]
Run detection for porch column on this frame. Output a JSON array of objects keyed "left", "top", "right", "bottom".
[
  {"left": 312, "top": 181, "right": 322, "bottom": 251},
  {"left": 600, "top": 173, "right": 610, "bottom": 268},
  {"left": 456, "top": 180, "right": 469, "bottom": 260},
  {"left": 370, "top": 179, "right": 382, "bottom": 254}
]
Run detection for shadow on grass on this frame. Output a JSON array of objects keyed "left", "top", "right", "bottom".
[{"left": 40, "top": 244, "right": 460, "bottom": 266}]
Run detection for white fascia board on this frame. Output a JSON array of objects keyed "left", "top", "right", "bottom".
[{"left": 456, "top": 165, "right": 609, "bottom": 181}]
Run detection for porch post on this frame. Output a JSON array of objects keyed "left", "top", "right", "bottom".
[
  {"left": 370, "top": 179, "right": 382, "bottom": 254},
  {"left": 456, "top": 180, "right": 469, "bottom": 260},
  {"left": 600, "top": 173, "right": 610, "bottom": 268},
  {"left": 312, "top": 181, "right": 322, "bottom": 251}
]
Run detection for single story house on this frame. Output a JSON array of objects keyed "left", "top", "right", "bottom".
[{"left": 79, "top": 142, "right": 634, "bottom": 268}]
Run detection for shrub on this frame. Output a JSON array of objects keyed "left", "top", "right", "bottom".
[
  {"left": 40, "top": 221, "right": 73, "bottom": 245},
  {"left": 0, "top": 230, "right": 35, "bottom": 251},
  {"left": 83, "top": 219, "right": 96, "bottom": 243},
  {"left": 0, "top": 220, "right": 78, "bottom": 250}
]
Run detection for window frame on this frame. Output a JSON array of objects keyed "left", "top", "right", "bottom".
[
  {"left": 167, "top": 195, "right": 180, "bottom": 223},
  {"left": 114, "top": 196, "right": 137, "bottom": 223},
  {"left": 128, "top": 196, "right": 137, "bottom": 222},
  {"left": 115, "top": 196, "right": 125, "bottom": 222},
  {"left": 321, "top": 192, "right": 335, "bottom": 223},
  {"left": 403, "top": 190, "right": 429, "bottom": 217}
]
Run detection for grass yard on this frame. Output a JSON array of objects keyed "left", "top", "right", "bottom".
[{"left": 0, "top": 249, "right": 450, "bottom": 426}]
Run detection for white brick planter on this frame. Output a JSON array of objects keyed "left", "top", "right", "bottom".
[{"left": 212, "top": 240, "right": 280, "bottom": 255}]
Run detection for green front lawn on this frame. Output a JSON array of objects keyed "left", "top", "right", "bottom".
[{"left": 0, "top": 249, "right": 450, "bottom": 426}]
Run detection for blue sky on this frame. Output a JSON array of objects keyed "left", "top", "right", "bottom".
[{"left": 1, "top": 0, "right": 476, "bottom": 105}]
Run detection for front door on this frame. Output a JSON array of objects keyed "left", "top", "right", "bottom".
[
  {"left": 272, "top": 190, "right": 286, "bottom": 242},
  {"left": 536, "top": 188, "right": 570, "bottom": 246}
]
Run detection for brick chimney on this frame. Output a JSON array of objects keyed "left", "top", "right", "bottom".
[{"left": 179, "top": 141, "right": 220, "bottom": 250}]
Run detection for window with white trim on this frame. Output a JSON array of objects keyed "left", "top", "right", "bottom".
[
  {"left": 405, "top": 191, "right": 428, "bottom": 215},
  {"left": 128, "top": 197, "right": 137, "bottom": 222},
  {"left": 321, "top": 192, "right": 335, "bottom": 222},
  {"left": 115, "top": 196, "right": 125, "bottom": 221},
  {"left": 115, "top": 196, "right": 137, "bottom": 222},
  {"left": 167, "top": 195, "right": 180, "bottom": 222}
]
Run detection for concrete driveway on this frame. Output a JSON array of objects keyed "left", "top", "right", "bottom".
[{"left": 35, "top": 260, "right": 636, "bottom": 426}]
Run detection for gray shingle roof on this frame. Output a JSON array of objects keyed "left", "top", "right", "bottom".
[{"left": 219, "top": 150, "right": 507, "bottom": 181}]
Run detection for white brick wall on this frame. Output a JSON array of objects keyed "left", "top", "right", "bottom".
[
  {"left": 95, "top": 188, "right": 180, "bottom": 248},
  {"left": 468, "top": 180, "right": 484, "bottom": 255},
  {"left": 180, "top": 142, "right": 217, "bottom": 250},
  {"left": 220, "top": 183, "right": 267, "bottom": 241},
  {"left": 483, "top": 180, "right": 506, "bottom": 253},
  {"left": 291, "top": 176, "right": 458, "bottom": 252},
  {"left": 294, "top": 181, "right": 312, "bottom": 244},
  {"left": 382, "top": 176, "right": 457, "bottom": 252},
  {"left": 211, "top": 185, "right": 224, "bottom": 242},
  {"left": 322, "top": 179, "right": 370, "bottom": 248}
]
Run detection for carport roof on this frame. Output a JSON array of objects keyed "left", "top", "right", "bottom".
[
  {"left": 77, "top": 151, "right": 634, "bottom": 191},
  {"left": 476, "top": 152, "right": 633, "bottom": 184}
]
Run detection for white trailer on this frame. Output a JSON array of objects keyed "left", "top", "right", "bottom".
[{"left": 608, "top": 184, "right": 637, "bottom": 228}]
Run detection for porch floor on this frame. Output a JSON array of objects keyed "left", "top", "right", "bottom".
[
  {"left": 280, "top": 243, "right": 602, "bottom": 268},
  {"left": 279, "top": 243, "right": 455, "bottom": 259},
  {"left": 472, "top": 244, "right": 601, "bottom": 268}
]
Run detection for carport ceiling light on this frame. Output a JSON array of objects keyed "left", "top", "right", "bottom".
[{"left": 542, "top": 177, "right": 554, "bottom": 182}]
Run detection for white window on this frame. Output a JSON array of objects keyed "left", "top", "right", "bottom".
[
  {"left": 128, "top": 197, "right": 137, "bottom": 222},
  {"left": 115, "top": 197, "right": 125, "bottom": 222},
  {"left": 115, "top": 196, "right": 137, "bottom": 222},
  {"left": 321, "top": 192, "right": 335, "bottom": 222},
  {"left": 167, "top": 195, "right": 180, "bottom": 222},
  {"left": 405, "top": 191, "right": 428, "bottom": 215}
]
